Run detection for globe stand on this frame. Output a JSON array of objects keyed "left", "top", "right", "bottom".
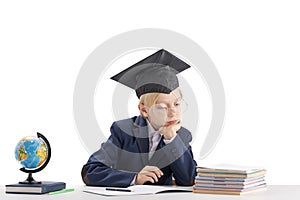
[
  {"left": 19, "top": 173, "right": 41, "bottom": 184},
  {"left": 18, "top": 132, "right": 51, "bottom": 185}
]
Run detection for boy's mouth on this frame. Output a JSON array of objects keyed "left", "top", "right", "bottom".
[{"left": 166, "top": 120, "right": 180, "bottom": 125}]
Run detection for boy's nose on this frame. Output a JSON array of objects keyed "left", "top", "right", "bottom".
[{"left": 167, "top": 107, "right": 177, "bottom": 116}]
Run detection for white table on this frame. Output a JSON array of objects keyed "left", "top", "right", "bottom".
[{"left": 1, "top": 185, "right": 300, "bottom": 200}]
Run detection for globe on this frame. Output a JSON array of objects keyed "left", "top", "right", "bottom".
[
  {"left": 14, "top": 132, "right": 51, "bottom": 184},
  {"left": 15, "top": 136, "right": 48, "bottom": 169}
]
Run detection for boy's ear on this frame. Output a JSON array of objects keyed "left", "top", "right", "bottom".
[{"left": 138, "top": 104, "right": 148, "bottom": 118}]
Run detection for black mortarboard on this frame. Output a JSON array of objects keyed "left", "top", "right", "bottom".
[{"left": 110, "top": 49, "right": 191, "bottom": 98}]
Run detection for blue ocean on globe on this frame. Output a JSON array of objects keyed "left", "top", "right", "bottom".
[{"left": 15, "top": 136, "right": 48, "bottom": 169}]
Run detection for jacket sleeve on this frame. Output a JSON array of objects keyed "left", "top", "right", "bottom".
[
  {"left": 162, "top": 128, "right": 197, "bottom": 186},
  {"left": 81, "top": 122, "right": 136, "bottom": 187}
]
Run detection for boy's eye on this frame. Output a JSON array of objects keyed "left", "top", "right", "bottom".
[
  {"left": 174, "top": 101, "right": 181, "bottom": 106},
  {"left": 155, "top": 104, "right": 168, "bottom": 110}
]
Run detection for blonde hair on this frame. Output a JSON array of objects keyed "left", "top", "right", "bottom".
[{"left": 139, "top": 87, "right": 183, "bottom": 107}]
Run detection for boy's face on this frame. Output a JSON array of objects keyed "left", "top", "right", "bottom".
[{"left": 147, "top": 90, "right": 182, "bottom": 130}]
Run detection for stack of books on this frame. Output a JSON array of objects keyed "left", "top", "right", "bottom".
[{"left": 193, "top": 164, "right": 267, "bottom": 195}]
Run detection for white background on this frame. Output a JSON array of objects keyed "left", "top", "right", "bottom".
[{"left": 1, "top": 0, "right": 300, "bottom": 186}]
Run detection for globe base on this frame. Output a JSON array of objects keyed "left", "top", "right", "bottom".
[{"left": 19, "top": 173, "right": 41, "bottom": 184}]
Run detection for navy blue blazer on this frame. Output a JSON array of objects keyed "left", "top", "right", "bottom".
[{"left": 81, "top": 115, "right": 197, "bottom": 187}]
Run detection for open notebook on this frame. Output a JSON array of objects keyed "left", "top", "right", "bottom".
[{"left": 84, "top": 185, "right": 192, "bottom": 196}]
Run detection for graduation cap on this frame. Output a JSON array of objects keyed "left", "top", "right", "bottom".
[{"left": 110, "top": 49, "right": 191, "bottom": 98}]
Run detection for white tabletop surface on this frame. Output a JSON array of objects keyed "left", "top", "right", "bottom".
[{"left": 1, "top": 185, "right": 300, "bottom": 200}]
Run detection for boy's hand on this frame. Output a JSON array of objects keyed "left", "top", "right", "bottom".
[
  {"left": 159, "top": 120, "right": 181, "bottom": 140},
  {"left": 135, "top": 165, "right": 164, "bottom": 185}
]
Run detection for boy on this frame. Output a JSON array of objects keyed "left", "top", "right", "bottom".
[{"left": 81, "top": 49, "right": 197, "bottom": 187}]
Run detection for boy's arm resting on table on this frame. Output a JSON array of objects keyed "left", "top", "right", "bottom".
[
  {"left": 162, "top": 128, "right": 197, "bottom": 186},
  {"left": 81, "top": 122, "right": 136, "bottom": 187},
  {"left": 81, "top": 155, "right": 136, "bottom": 187}
]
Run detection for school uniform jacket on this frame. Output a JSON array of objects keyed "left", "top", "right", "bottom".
[{"left": 81, "top": 115, "right": 197, "bottom": 187}]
